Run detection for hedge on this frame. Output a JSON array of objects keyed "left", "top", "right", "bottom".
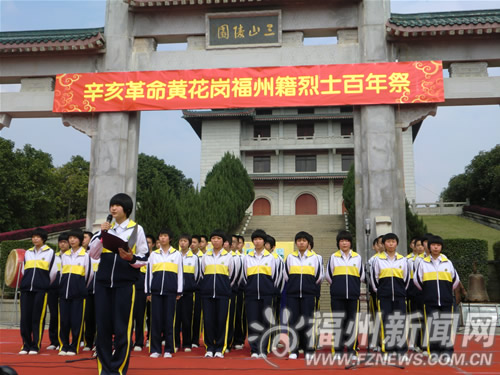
[
  {"left": 493, "top": 240, "right": 500, "bottom": 276},
  {"left": 463, "top": 205, "right": 500, "bottom": 219},
  {"left": 443, "top": 238, "right": 489, "bottom": 290},
  {"left": 0, "top": 240, "right": 57, "bottom": 297}
]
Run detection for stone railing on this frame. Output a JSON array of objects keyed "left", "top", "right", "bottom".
[
  {"left": 240, "top": 134, "right": 354, "bottom": 150},
  {"left": 411, "top": 200, "right": 468, "bottom": 215}
]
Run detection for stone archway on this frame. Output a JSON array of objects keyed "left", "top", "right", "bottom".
[
  {"left": 253, "top": 197, "right": 271, "bottom": 216},
  {"left": 295, "top": 193, "right": 317, "bottom": 215}
]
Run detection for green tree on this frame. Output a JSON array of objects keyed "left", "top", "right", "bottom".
[
  {"left": 441, "top": 145, "right": 500, "bottom": 209},
  {"left": 54, "top": 155, "right": 90, "bottom": 221}
]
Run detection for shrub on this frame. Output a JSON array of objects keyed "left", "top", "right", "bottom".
[
  {"left": 443, "top": 238, "right": 489, "bottom": 290},
  {"left": 464, "top": 205, "right": 500, "bottom": 219}
]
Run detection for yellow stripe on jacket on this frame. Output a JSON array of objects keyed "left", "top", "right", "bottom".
[
  {"left": 204, "top": 264, "right": 229, "bottom": 276},
  {"left": 289, "top": 265, "right": 316, "bottom": 276},
  {"left": 422, "top": 271, "right": 453, "bottom": 282},
  {"left": 247, "top": 265, "right": 272, "bottom": 276},
  {"left": 62, "top": 265, "right": 86, "bottom": 276},
  {"left": 332, "top": 266, "right": 360, "bottom": 277},
  {"left": 152, "top": 262, "right": 179, "bottom": 273},
  {"left": 24, "top": 260, "right": 50, "bottom": 271},
  {"left": 379, "top": 268, "right": 404, "bottom": 279}
]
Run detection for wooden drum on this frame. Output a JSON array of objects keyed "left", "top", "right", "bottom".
[{"left": 4, "top": 249, "right": 25, "bottom": 288}]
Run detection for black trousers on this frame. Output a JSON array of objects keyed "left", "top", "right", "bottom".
[
  {"left": 59, "top": 298, "right": 86, "bottom": 353},
  {"left": 150, "top": 294, "right": 177, "bottom": 354},
  {"left": 377, "top": 297, "right": 407, "bottom": 354},
  {"left": 95, "top": 283, "right": 135, "bottom": 375},
  {"left": 191, "top": 291, "right": 202, "bottom": 347},
  {"left": 47, "top": 289, "right": 59, "bottom": 346},
  {"left": 233, "top": 290, "right": 246, "bottom": 346},
  {"left": 175, "top": 292, "right": 194, "bottom": 349},
  {"left": 246, "top": 296, "right": 273, "bottom": 354},
  {"left": 84, "top": 293, "right": 96, "bottom": 348},
  {"left": 286, "top": 295, "right": 316, "bottom": 355},
  {"left": 133, "top": 288, "right": 147, "bottom": 348},
  {"left": 20, "top": 291, "right": 48, "bottom": 352},
  {"left": 330, "top": 298, "right": 359, "bottom": 354},
  {"left": 202, "top": 297, "right": 230, "bottom": 353},
  {"left": 424, "top": 304, "right": 455, "bottom": 356},
  {"left": 226, "top": 292, "right": 237, "bottom": 349}
]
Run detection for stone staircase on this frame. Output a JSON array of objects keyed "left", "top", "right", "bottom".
[{"left": 243, "top": 215, "right": 346, "bottom": 312}]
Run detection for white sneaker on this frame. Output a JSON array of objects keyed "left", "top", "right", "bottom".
[
  {"left": 66, "top": 351, "right": 76, "bottom": 356},
  {"left": 133, "top": 346, "right": 142, "bottom": 352},
  {"left": 56, "top": 346, "right": 60, "bottom": 350},
  {"left": 150, "top": 352, "right": 161, "bottom": 358},
  {"left": 305, "top": 353, "right": 314, "bottom": 361},
  {"left": 184, "top": 347, "right": 191, "bottom": 352},
  {"left": 350, "top": 354, "right": 359, "bottom": 363},
  {"left": 251, "top": 353, "right": 259, "bottom": 358},
  {"left": 192, "top": 344, "right": 199, "bottom": 348},
  {"left": 298, "top": 349, "right": 304, "bottom": 354},
  {"left": 289, "top": 353, "right": 298, "bottom": 360},
  {"left": 19, "top": 350, "right": 28, "bottom": 355},
  {"left": 333, "top": 353, "right": 342, "bottom": 361},
  {"left": 58, "top": 351, "right": 67, "bottom": 356},
  {"left": 205, "top": 351, "right": 213, "bottom": 358},
  {"left": 225, "top": 349, "right": 230, "bottom": 354},
  {"left": 441, "top": 354, "right": 452, "bottom": 365},
  {"left": 146, "top": 340, "right": 150, "bottom": 348},
  {"left": 234, "top": 344, "right": 244, "bottom": 350},
  {"left": 80, "top": 342, "right": 85, "bottom": 347},
  {"left": 260, "top": 353, "right": 267, "bottom": 359},
  {"left": 408, "top": 345, "right": 415, "bottom": 351},
  {"left": 83, "top": 347, "right": 91, "bottom": 352},
  {"left": 46, "top": 345, "right": 56, "bottom": 350},
  {"left": 162, "top": 340, "right": 165, "bottom": 345},
  {"left": 164, "top": 352, "right": 172, "bottom": 358},
  {"left": 28, "top": 350, "right": 38, "bottom": 355},
  {"left": 214, "top": 352, "right": 224, "bottom": 358}
]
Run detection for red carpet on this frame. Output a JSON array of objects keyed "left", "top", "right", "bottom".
[{"left": 1, "top": 329, "right": 499, "bottom": 375}]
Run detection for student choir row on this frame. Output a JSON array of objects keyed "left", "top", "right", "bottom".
[{"left": 19, "top": 225, "right": 460, "bottom": 364}]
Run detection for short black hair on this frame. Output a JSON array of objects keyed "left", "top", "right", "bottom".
[
  {"left": 109, "top": 193, "right": 134, "bottom": 218},
  {"left": 422, "top": 233, "right": 434, "bottom": 243},
  {"left": 83, "top": 231, "right": 93, "bottom": 238},
  {"left": 158, "top": 228, "right": 174, "bottom": 241},
  {"left": 200, "top": 235, "right": 209, "bottom": 242},
  {"left": 336, "top": 230, "right": 353, "bottom": 248},
  {"left": 210, "top": 229, "right": 226, "bottom": 242},
  {"left": 146, "top": 234, "right": 156, "bottom": 243},
  {"left": 58, "top": 232, "right": 69, "bottom": 243},
  {"left": 428, "top": 235, "right": 444, "bottom": 249},
  {"left": 251, "top": 229, "right": 267, "bottom": 241},
  {"left": 294, "top": 231, "right": 311, "bottom": 244},
  {"left": 265, "top": 235, "right": 276, "bottom": 249},
  {"left": 309, "top": 233, "right": 314, "bottom": 249},
  {"left": 192, "top": 235, "right": 201, "bottom": 243},
  {"left": 372, "top": 237, "right": 379, "bottom": 246},
  {"left": 237, "top": 235, "right": 245, "bottom": 243},
  {"left": 382, "top": 232, "right": 399, "bottom": 244},
  {"left": 68, "top": 228, "right": 84, "bottom": 246},
  {"left": 32, "top": 227, "right": 48, "bottom": 243},
  {"left": 179, "top": 233, "right": 192, "bottom": 246}
]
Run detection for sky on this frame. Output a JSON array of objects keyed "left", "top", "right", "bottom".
[{"left": 1, "top": 0, "right": 499, "bottom": 201}]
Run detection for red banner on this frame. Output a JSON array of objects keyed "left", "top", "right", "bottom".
[{"left": 53, "top": 61, "right": 444, "bottom": 113}]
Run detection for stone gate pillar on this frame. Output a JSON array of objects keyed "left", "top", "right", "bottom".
[
  {"left": 355, "top": 0, "right": 407, "bottom": 258},
  {"left": 88, "top": 0, "right": 140, "bottom": 230}
]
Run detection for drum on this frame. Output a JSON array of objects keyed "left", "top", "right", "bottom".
[{"left": 4, "top": 249, "right": 25, "bottom": 288}]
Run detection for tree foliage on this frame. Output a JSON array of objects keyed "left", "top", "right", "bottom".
[{"left": 441, "top": 145, "right": 500, "bottom": 209}]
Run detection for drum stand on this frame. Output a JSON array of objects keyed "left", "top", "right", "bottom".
[{"left": 0, "top": 266, "right": 22, "bottom": 327}]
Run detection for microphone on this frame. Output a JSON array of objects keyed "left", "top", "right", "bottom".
[
  {"left": 103, "top": 214, "right": 113, "bottom": 232},
  {"left": 365, "top": 218, "right": 371, "bottom": 235}
]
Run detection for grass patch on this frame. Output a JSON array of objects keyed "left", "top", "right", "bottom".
[{"left": 421, "top": 215, "right": 499, "bottom": 260}]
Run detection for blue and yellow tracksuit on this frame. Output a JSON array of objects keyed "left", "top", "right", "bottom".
[
  {"left": 145, "top": 246, "right": 183, "bottom": 355},
  {"left": 370, "top": 251, "right": 409, "bottom": 354},
  {"left": 199, "top": 249, "right": 235, "bottom": 354},
  {"left": 84, "top": 257, "right": 99, "bottom": 349},
  {"left": 20, "top": 245, "right": 58, "bottom": 353},
  {"left": 325, "top": 250, "right": 364, "bottom": 354},
  {"left": 132, "top": 264, "right": 147, "bottom": 349},
  {"left": 414, "top": 254, "right": 459, "bottom": 356},
  {"left": 226, "top": 250, "right": 241, "bottom": 350},
  {"left": 58, "top": 247, "right": 92, "bottom": 354},
  {"left": 175, "top": 249, "right": 199, "bottom": 350},
  {"left": 89, "top": 219, "right": 149, "bottom": 375},
  {"left": 241, "top": 249, "right": 277, "bottom": 355},
  {"left": 233, "top": 250, "right": 247, "bottom": 348},
  {"left": 191, "top": 249, "right": 206, "bottom": 347},
  {"left": 284, "top": 250, "right": 323, "bottom": 355},
  {"left": 47, "top": 252, "right": 62, "bottom": 348}
]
